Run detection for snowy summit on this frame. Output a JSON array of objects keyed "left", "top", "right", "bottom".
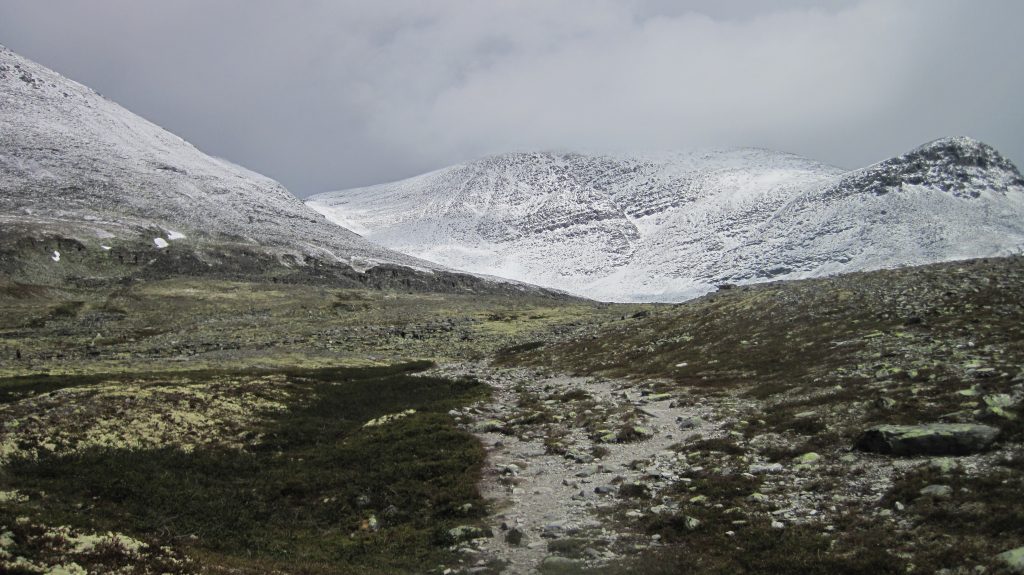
[{"left": 308, "top": 140, "right": 1024, "bottom": 302}]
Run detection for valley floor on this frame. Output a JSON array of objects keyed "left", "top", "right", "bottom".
[{"left": 1, "top": 257, "right": 1023, "bottom": 574}]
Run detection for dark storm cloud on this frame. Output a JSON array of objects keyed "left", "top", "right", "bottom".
[{"left": 1, "top": 1, "right": 1022, "bottom": 196}]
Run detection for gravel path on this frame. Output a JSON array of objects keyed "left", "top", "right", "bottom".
[{"left": 433, "top": 363, "right": 726, "bottom": 573}]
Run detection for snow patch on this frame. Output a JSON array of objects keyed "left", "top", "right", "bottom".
[
  {"left": 166, "top": 230, "right": 186, "bottom": 240},
  {"left": 51, "top": 250, "right": 60, "bottom": 262},
  {"left": 348, "top": 256, "right": 376, "bottom": 273},
  {"left": 153, "top": 238, "right": 169, "bottom": 249}
]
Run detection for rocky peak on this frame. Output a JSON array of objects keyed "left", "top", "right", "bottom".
[{"left": 834, "top": 136, "right": 1024, "bottom": 199}]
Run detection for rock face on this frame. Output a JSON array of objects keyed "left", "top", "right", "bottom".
[
  {"left": 0, "top": 46, "right": 542, "bottom": 295},
  {"left": 309, "top": 139, "right": 1024, "bottom": 302},
  {"left": 854, "top": 424, "right": 1000, "bottom": 456}
]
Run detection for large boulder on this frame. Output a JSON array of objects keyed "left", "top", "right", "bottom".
[
  {"left": 854, "top": 424, "right": 999, "bottom": 456},
  {"left": 997, "top": 546, "right": 1024, "bottom": 574}
]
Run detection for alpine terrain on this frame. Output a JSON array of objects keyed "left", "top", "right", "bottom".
[
  {"left": 309, "top": 141, "right": 1024, "bottom": 301},
  {"left": 1, "top": 44, "right": 1023, "bottom": 575},
  {"left": 0, "top": 45, "right": 534, "bottom": 294}
]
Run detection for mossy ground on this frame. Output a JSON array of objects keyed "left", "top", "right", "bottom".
[
  {"left": 1, "top": 363, "right": 492, "bottom": 574},
  {"left": 0, "top": 278, "right": 632, "bottom": 378}
]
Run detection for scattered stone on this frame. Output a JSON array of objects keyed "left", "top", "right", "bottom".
[
  {"left": 795, "top": 452, "right": 822, "bottom": 464},
  {"left": 505, "top": 528, "right": 525, "bottom": 546},
  {"left": 854, "top": 424, "right": 999, "bottom": 456},
  {"left": 565, "top": 449, "right": 594, "bottom": 464},
  {"left": 448, "top": 525, "right": 490, "bottom": 543},
  {"left": 684, "top": 516, "right": 701, "bottom": 531},
  {"left": 749, "top": 492, "right": 770, "bottom": 503},
  {"left": 985, "top": 395, "right": 1018, "bottom": 419},
  {"left": 988, "top": 406, "right": 1017, "bottom": 420},
  {"left": 749, "top": 463, "right": 784, "bottom": 474},
  {"left": 363, "top": 409, "right": 416, "bottom": 428},
  {"left": 919, "top": 484, "right": 953, "bottom": 500},
  {"left": 542, "top": 521, "right": 574, "bottom": 538},
  {"left": 539, "top": 556, "right": 581, "bottom": 572},
  {"left": 677, "top": 416, "right": 704, "bottom": 429},
  {"left": 547, "top": 537, "right": 591, "bottom": 557},
  {"left": 0, "top": 490, "right": 29, "bottom": 504},
  {"left": 501, "top": 463, "right": 522, "bottom": 475},
  {"left": 472, "top": 419, "right": 506, "bottom": 433},
  {"left": 929, "top": 458, "right": 959, "bottom": 474},
  {"left": 629, "top": 426, "right": 654, "bottom": 439},
  {"left": 875, "top": 397, "right": 898, "bottom": 410}
]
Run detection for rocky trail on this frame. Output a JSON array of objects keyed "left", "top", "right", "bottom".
[
  {"left": 425, "top": 363, "right": 1023, "bottom": 574},
  {"left": 432, "top": 364, "right": 712, "bottom": 573},
  {"left": 471, "top": 369, "right": 719, "bottom": 572}
]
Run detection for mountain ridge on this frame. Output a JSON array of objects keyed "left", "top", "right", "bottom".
[
  {"left": 0, "top": 45, "right": 554, "bottom": 296},
  {"left": 308, "top": 138, "right": 1024, "bottom": 302}
]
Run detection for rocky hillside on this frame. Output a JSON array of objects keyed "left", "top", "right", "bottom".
[
  {"left": 309, "top": 140, "right": 1024, "bottom": 301},
  {"left": 0, "top": 46, "right": 539, "bottom": 295}
]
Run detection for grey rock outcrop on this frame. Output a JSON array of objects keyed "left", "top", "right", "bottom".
[{"left": 854, "top": 423, "right": 999, "bottom": 456}]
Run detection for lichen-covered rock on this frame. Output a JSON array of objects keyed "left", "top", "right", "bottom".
[
  {"left": 854, "top": 423, "right": 999, "bottom": 456},
  {"left": 997, "top": 546, "right": 1024, "bottom": 574},
  {"left": 363, "top": 409, "right": 416, "bottom": 428},
  {"left": 539, "top": 556, "right": 581, "bottom": 572},
  {"left": 471, "top": 419, "right": 505, "bottom": 433},
  {"left": 918, "top": 484, "right": 953, "bottom": 500},
  {"left": 793, "top": 452, "right": 822, "bottom": 465},
  {"left": 447, "top": 525, "right": 490, "bottom": 543}
]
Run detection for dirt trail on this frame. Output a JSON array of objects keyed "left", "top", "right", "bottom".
[{"left": 433, "top": 363, "right": 727, "bottom": 573}]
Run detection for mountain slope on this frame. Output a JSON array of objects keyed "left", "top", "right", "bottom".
[
  {"left": 308, "top": 139, "right": 1024, "bottom": 301},
  {"left": 0, "top": 46, "right": 539, "bottom": 294}
]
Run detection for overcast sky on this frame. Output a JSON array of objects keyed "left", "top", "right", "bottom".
[{"left": 1, "top": 0, "right": 1022, "bottom": 197}]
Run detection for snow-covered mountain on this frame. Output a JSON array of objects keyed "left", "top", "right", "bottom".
[
  {"left": 308, "top": 140, "right": 1024, "bottom": 301},
  {"left": 0, "top": 45, "right": 535, "bottom": 293}
]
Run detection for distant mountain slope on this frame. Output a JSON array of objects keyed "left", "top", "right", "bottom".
[
  {"left": 308, "top": 139, "right": 1024, "bottom": 301},
  {"left": 0, "top": 45, "right": 540, "bottom": 294}
]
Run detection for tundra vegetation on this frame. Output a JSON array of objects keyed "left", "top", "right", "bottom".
[{"left": 1, "top": 256, "right": 1022, "bottom": 574}]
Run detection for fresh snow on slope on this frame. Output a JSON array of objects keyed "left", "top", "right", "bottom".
[
  {"left": 309, "top": 140, "right": 1024, "bottom": 301},
  {"left": 0, "top": 44, "right": 437, "bottom": 275}
]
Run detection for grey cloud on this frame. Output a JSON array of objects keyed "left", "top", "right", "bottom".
[{"left": 0, "top": 0, "right": 1021, "bottom": 196}]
